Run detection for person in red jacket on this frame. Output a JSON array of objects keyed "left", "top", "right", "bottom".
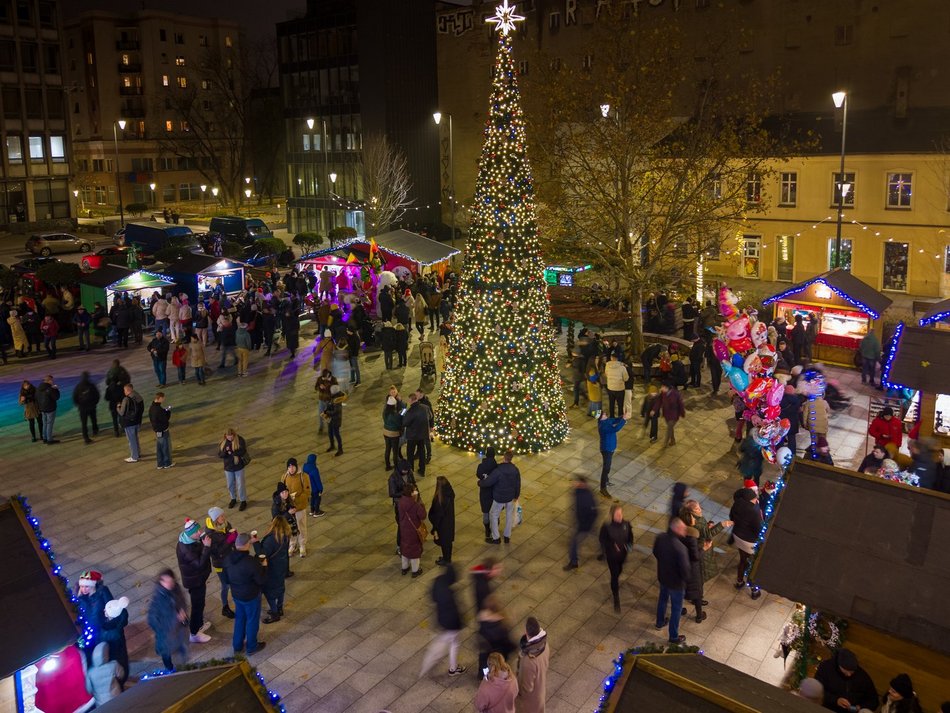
[
  {"left": 868, "top": 407, "right": 903, "bottom": 449},
  {"left": 652, "top": 382, "right": 686, "bottom": 447}
]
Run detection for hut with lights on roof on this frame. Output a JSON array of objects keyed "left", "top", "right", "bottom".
[
  {"left": 159, "top": 253, "right": 247, "bottom": 304},
  {"left": 762, "top": 268, "right": 892, "bottom": 367},
  {"left": 79, "top": 264, "right": 177, "bottom": 312}
]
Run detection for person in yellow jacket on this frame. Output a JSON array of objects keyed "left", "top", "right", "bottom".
[
  {"left": 281, "top": 457, "right": 311, "bottom": 557},
  {"left": 204, "top": 506, "right": 237, "bottom": 619}
]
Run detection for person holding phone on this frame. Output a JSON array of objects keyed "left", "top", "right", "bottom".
[
  {"left": 474, "top": 652, "right": 518, "bottom": 713},
  {"left": 218, "top": 428, "right": 249, "bottom": 511}
]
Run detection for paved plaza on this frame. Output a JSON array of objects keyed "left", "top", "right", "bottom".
[{"left": 0, "top": 327, "right": 878, "bottom": 712}]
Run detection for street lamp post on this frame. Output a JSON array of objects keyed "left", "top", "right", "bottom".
[
  {"left": 832, "top": 90, "right": 848, "bottom": 269},
  {"left": 113, "top": 119, "right": 126, "bottom": 226},
  {"left": 306, "top": 118, "right": 317, "bottom": 233},
  {"left": 328, "top": 171, "right": 337, "bottom": 245},
  {"left": 200, "top": 184, "right": 207, "bottom": 211},
  {"left": 211, "top": 187, "right": 219, "bottom": 206},
  {"left": 433, "top": 111, "right": 455, "bottom": 249},
  {"left": 244, "top": 188, "right": 252, "bottom": 217},
  {"left": 149, "top": 182, "right": 156, "bottom": 211},
  {"left": 72, "top": 188, "right": 82, "bottom": 214}
]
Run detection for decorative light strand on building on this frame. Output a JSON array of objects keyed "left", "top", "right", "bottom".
[
  {"left": 880, "top": 320, "right": 907, "bottom": 390},
  {"left": 761, "top": 278, "right": 882, "bottom": 319}
]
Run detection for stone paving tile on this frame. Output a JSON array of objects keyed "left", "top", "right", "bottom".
[{"left": 0, "top": 327, "right": 879, "bottom": 710}]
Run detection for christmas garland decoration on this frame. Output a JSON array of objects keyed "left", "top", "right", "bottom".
[
  {"left": 596, "top": 642, "right": 701, "bottom": 712},
  {"left": 776, "top": 606, "right": 847, "bottom": 689}
]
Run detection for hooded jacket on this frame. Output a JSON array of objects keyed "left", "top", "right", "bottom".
[
  {"left": 36, "top": 381, "right": 59, "bottom": 413},
  {"left": 597, "top": 417, "right": 626, "bottom": 452},
  {"left": 388, "top": 460, "right": 416, "bottom": 500},
  {"left": 651, "top": 529, "right": 690, "bottom": 589},
  {"left": 302, "top": 453, "right": 323, "bottom": 493},
  {"left": 729, "top": 488, "right": 763, "bottom": 543},
  {"left": 117, "top": 389, "right": 144, "bottom": 427},
  {"left": 147, "top": 580, "right": 188, "bottom": 657},
  {"left": 574, "top": 483, "right": 598, "bottom": 532},
  {"left": 814, "top": 650, "right": 879, "bottom": 711},
  {"left": 431, "top": 565, "right": 463, "bottom": 631},
  {"left": 72, "top": 374, "right": 100, "bottom": 410},
  {"left": 85, "top": 641, "right": 123, "bottom": 705},
  {"left": 517, "top": 630, "right": 550, "bottom": 713},
  {"left": 176, "top": 536, "right": 212, "bottom": 589}
]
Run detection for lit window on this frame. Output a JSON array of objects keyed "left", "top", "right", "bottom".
[
  {"left": 518, "top": 60, "right": 529, "bottom": 75},
  {"left": 828, "top": 238, "right": 852, "bottom": 271},
  {"left": 123, "top": 76, "right": 131, "bottom": 88},
  {"left": 886, "top": 172, "right": 912, "bottom": 209},
  {"left": 175, "top": 55, "right": 185, "bottom": 66},
  {"left": 6, "top": 135, "right": 22, "bottom": 164},
  {"left": 201, "top": 79, "right": 212, "bottom": 90},
  {"left": 165, "top": 119, "right": 173, "bottom": 132},
  {"left": 746, "top": 173, "right": 761, "bottom": 204},
  {"left": 180, "top": 120, "right": 189, "bottom": 131},
  {"left": 121, "top": 53, "right": 129, "bottom": 65},
  {"left": 779, "top": 172, "right": 797, "bottom": 206},
  {"left": 86, "top": 52, "right": 93, "bottom": 64},
  {"left": 28, "top": 135, "right": 44, "bottom": 161},
  {"left": 882, "top": 241, "right": 909, "bottom": 291},
  {"left": 162, "top": 74, "right": 169, "bottom": 86},
  {"left": 225, "top": 35, "right": 232, "bottom": 48},
  {"left": 177, "top": 76, "right": 187, "bottom": 88},
  {"left": 832, "top": 172, "right": 855, "bottom": 207}
]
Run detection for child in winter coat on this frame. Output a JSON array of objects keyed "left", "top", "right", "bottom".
[
  {"left": 172, "top": 341, "right": 188, "bottom": 384},
  {"left": 303, "top": 453, "right": 324, "bottom": 516},
  {"left": 640, "top": 385, "right": 660, "bottom": 442},
  {"left": 85, "top": 641, "right": 124, "bottom": 705},
  {"left": 586, "top": 365, "right": 602, "bottom": 418}
]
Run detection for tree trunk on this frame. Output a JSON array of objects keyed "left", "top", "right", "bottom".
[{"left": 628, "top": 285, "right": 644, "bottom": 357}]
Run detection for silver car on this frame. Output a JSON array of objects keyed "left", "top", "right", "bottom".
[{"left": 25, "top": 232, "right": 94, "bottom": 256}]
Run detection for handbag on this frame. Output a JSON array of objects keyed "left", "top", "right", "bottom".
[{"left": 412, "top": 516, "right": 429, "bottom": 542}]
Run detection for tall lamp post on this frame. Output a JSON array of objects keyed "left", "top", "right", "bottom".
[
  {"left": 433, "top": 111, "right": 455, "bottom": 249},
  {"left": 306, "top": 118, "right": 317, "bottom": 233},
  {"left": 244, "top": 188, "right": 252, "bottom": 217},
  {"left": 832, "top": 90, "right": 848, "bottom": 269},
  {"left": 200, "top": 184, "right": 207, "bottom": 211},
  {"left": 113, "top": 119, "right": 126, "bottom": 226},
  {"left": 211, "top": 187, "right": 219, "bottom": 206}
]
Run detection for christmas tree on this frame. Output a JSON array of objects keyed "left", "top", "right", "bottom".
[{"left": 436, "top": 1, "right": 569, "bottom": 454}]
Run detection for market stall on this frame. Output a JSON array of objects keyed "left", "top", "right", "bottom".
[
  {"left": 544, "top": 263, "right": 591, "bottom": 287},
  {"left": 751, "top": 460, "right": 950, "bottom": 709},
  {"left": 0, "top": 496, "right": 88, "bottom": 712},
  {"left": 918, "top": 297, "right": 950, "bottom": 328},
  {"left": 79, "top": 265, "right": 176, "bottom": 312},
  {"left": 762, "top": 268, "right": 892, "bottom": 367},
  {"left": 159, "top": 254, "right": 246, "bottom": 304},
  {"left": 882, "top": 321, "right": 950, "bottom": 447}
]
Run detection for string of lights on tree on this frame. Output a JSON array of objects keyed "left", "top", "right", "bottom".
[
  {"left": 328, "top": 192, "right": 459, "bottom": 213},
  {"left": 435, "top": 0, "right": 569, "bottom": 453}
]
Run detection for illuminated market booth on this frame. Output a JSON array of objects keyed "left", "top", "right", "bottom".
[
  {"left": 762, "top": 268, "right": 892, "bottom": 367},
  {"left": 881, "top": 321, "right": 950, "bottom": 447},
  {"left": 751, "top": 460, "right": 950, "bottom": 710},
  {"left": 80, "top": 265, "right": 176, "bottom": 312},
  {"left": 159, "top": 254, "right": 246, "bottom": 304},
  {"left": 1, "top": 496, "right": 89, "bottom": 712}
]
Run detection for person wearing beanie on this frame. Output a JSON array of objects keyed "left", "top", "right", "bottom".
[
  {"left": 175, "top": 518, "right": 213, "bottom": 643},
  {"left": 205, "top": 506, "right": 237, "bottom": 618},
  {"left": 302, "top": 453, "right": 325, "bottom": 517},
  {"left": 281, "top": 457, "right": 311, "bottom": 557},
  {"left": 869, "top": 406, "right": 903, "bottom": 450},
  {"left": 880, "top": 674, "right": 923, "bottom": 713},
  {"left": 517, "top": 616, "right": 550, "bottom": 713},
  {"left": 271, "top": 483, "right": 300, "bottom": 571},
  {"left": 325, "top": 383, "right": 348, "bottom": 456},
  {"left": 814, "top": 648, "right": 879, "bottom": 712}
]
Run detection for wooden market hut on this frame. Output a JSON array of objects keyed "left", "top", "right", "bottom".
[
  {"left": 0, "top": 497, "right": 81, "bottom": 710},
  {"left": 370, "top": 228, "right": 460, "bottom": 275},
  {"left": 762, "top": 268, "right": 892, "bottom": 366},
  {"left": 882, "top": 321, "right": 950, "bottom": 446},
  {"left": 602, "top": 652, "right": 819, "bottom": 712},
  {"left": 751, "top": 460, "right": 950, "bottom": 710},
  {"left": 159, "top": 254, "right": 247, "bottom": 304},
  {"left": 79, "top": 265, "right": 176, "bottom": 312},
  {"left": 94, "top": 661, "right": 282, "bottom": 712},
  {"left": 917, "top": 297, "right": 950, "bottom": 327}
]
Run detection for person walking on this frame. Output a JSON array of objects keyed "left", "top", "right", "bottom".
[
  {"left": 403, "top": 393, "right": 430, "bottom": 477},
  {"left": 346, "top": 325, "right": 361, "bottom": 386},
  {"left": 281, "top": 457, "right": 310, "bottom": 558},
  {"left": 36, "top": 374, "right": 60, "bottom": 444},
  {"left": 73, "top": 304, "right": 92, "bottom": 352},
  {"left": 218, "top": 428, "right": 249, "bottom": 510},
  {"left": 117, "top": 383, "right": 144, "bottom": 463},
  {"left": 564, "top": 475, "right": 598, "bottom": 570},
  {"left": 148, "top": 391, "right": 173, "bottom": 469},
  {"left": 859, "top": 330, "right": 881, "bottom": 387},
  {"left": 222, "top": 533, "right": 267, "bottom": 655},
  {"left": 480, "top": 450, "right": 521, "bottom": 545},
  {"left": 39, "top": 313, "right": 58, "bottom": 359},
  {"left": 72, "top": 371, "right": 100, "bottom": 444},
  {"left": 235, "top": 319, "right": 252, "bottom": 377},
  {"left": 419, "top": 564, "right": 467, "bottom": 678},
  {"left": 516, "top": 617, "right": 549, "bottom": 713},
  {"left": 260, "top": 516, "right": 292, "bottom": 624},
  {"left": 599, "top": 504, "right": 634, "bottom": 612},
  {"left": 597, "top": 412, "right": 627, "bottom": 497},
  {"left": 175, "top": 519, "right": 213, "bottom": 644},
  {"left": 603, "top": 353, "right": 629, "bottom": 418},
  {"left": 146, "top": 568, "right": 189, "bottom": 671},
  {"left": 382, "top": 396, "right": 404, "bottom": 469},
  {"left": 653, "top": 382, "right": 686, "bottom": 447},
  {"left": 398, "top": 482, "right": 427, "bottom": 577},
  {"left": 729, "top": 487, "right": 763, "bottom": 599},
  {"left": 204, "top": 507, "right": 237, "bottom": 619},
  {"left": 429, "top": 476, "right": 456, "bottom": 566},
  {"left": 325, "top": 384, "right": 347, "bottom": 456},
  {"left": 389, "top": 460, "right": 416, "bottom": 554},
  {"left": 218, "top": 314, "right": 237, "bottom": 368},
  {"left": 105, "top": 359, "right": 130, "bottom": 437},
  {"left": 147, "top": 330, "right": 170, "bottom": 387},
  {"left": 281, "top": 302, "right": 300, "bottom": 359},
  {"left": 680, "top": 514, "right": 707, "bottom": 623},
  {"left": 476, "top": 447, "right": 498, "bottom": 541},
  {"left": 19, "top": 379, "right": 41, "bottom": 442},
  {"left": 188, "top": 333, "right": 207, "bottom": 385},
  {"left": 315, "top": 368, "right": 337, "bottom": 435},
  {"left": 652, "top": 517, "right": 691, "bottom": 643},
  {"left": 302, "top": 453, "right": 325, "bottom": 517}
]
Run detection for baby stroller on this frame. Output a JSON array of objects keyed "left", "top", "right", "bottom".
[{"left": 419, "top": 339, "right": 436, "bottom": 378}]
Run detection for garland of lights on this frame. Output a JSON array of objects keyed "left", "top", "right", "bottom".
[
  {"left": 434, "top": 8, "right": 569, "bottom": 453},
  {"left": 880, "top": 321, "right": 906, "bottom": 390},
  {"left": 15, "top": 495, "right": 96, "bottom": 650},
  {"left": 140, "top": 657, "right": 285, "bottom": 712},
  {"left": 920, "top": 310, "right": 950, "bottom": 327},
  {"left": 595, "top": 643, "right": 701, "bottom": 712},
  {"left": 761, "top": 278, "right": 883, "bottom": 320}
]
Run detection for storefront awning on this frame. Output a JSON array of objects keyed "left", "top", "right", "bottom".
[
  {"left": 0, "top": 497, "right": 78, "bottom": 679},
  {"left": 751, "top": 460, "right": 950, "bottom": 655},
  {"left": 762, "top": 268, "right": 892, "bottom": 319},
  {"left": 882, "top": 322, "right": 950, "bottom": 393}
]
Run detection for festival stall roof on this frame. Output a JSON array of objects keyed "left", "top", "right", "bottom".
[
  {"left": 605, "top": 653, "right": 817, "bottom": 712},
  {"left": 0, "top": 497, "right": 78, "bottom": 679},
  {"left": 79, "top": 265, "right": 175, "bottom": 292},
  {"left": 883, "top": 323, "right": 950, "bottom": 393},
  {"left": 751, "top": 461, "right": 950, "bottom": 655},
  {"left": 95, "top": 661, "right": 280, "bottom": 713},
  {"left": 371, "top": 229, "right": 459, "bottom": 266},
  {"left": 918, "top": 298, "right": 950, "bottom": 326},
  {"left": 160, "top": 253, "right": 246, "bottom": 276},
  {"left": 761, "top": 268, "right": 893, "bottom": 319}
]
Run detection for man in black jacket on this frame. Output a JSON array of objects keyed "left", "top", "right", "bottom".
[
  {"left": 814, "top": 648, "right": 879, "bottom": 712},
  {"left": 72, "top": 371, "right": 100, "bottom": 444},
  {"left": 147, "top": 330, "right": 169, "bottom": 387},
  {"left": 148, "top": 392, "right": 173, "bottom": 469},
  {"left": 414, "top": 389, "right": 435, "bottom": 464},
  {"left": 36, "top": 374, "right": 59, "bottom": 444},
  {"left": 403, "top": 394, "right": 430, "bottom": 477},
  {"left": 175, "top": 518, "right": 212, "bottom": 644},
  {"left": 222, "top": 533, "right": 267, "bottom": 655},
  {"left": 117, "top": 383, "right": 144, "bottom": 463},
  {"left": 652, "top": 518, "right": 691, "bottom": 644},
  {"left": 419, "top": 564, "right": 467, "bottom": 677},
  {"left": 564, "top": 476, "right": 598, "bottom": 570},
  {"left": 479, "top": 451, "right": 521, "bottom": 545}
]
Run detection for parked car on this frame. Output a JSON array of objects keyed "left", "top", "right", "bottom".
[
  {"left": 242, "top": 243, "right": 295, "bottom": 268},
  {"left": 80, "top": 246, "right": 157, "bottom": 271},
  {"left": 11, "top": 256, "right": 61, "bottom": 274},
  {"left": 209, "top": 216, "right": 275, "bottom": 245},
  {"left": 25, "top": 232, "right": 94, "bottom": 256},
  {"left": 114, "top": 222, "right": 199, "bottom": 253}
]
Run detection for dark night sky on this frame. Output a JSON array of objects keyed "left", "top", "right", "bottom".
[{"left": 64, "top": 0, "right": 307, "bottom": 42}]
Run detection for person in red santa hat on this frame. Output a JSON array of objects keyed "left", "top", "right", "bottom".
[{"left": 76, "top": 569, "right": 129, "bottom": 676}]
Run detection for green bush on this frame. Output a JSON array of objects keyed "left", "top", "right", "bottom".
[
  {"left": 125, "top": 202, "right": 148, "bottom": 217},
  {"left": 221, "top": 240, "right": 244, "bottom": 259},
  {"left": 329, "top": 226, "right": 357, "bottom": 244},
  {"left": 293, "top": 231, "right": 325, "bottom": 254},
  {"left": 36, "top": 262, "right": 82, "bottom": 286}
]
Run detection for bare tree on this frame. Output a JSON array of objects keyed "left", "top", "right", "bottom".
[
  {"left": 528, "top": 22, "right": 801, "bottom": 353},
  {"left": 359, "top": 134, "right": 413, "bottom": 236}
]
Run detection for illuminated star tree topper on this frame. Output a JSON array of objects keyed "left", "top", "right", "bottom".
[
  {"left": 485, "top": 0, "right": 525, "bottom": 36},
  {"left": 436, "top": 1, "right": 568, "bottom": 454}
]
